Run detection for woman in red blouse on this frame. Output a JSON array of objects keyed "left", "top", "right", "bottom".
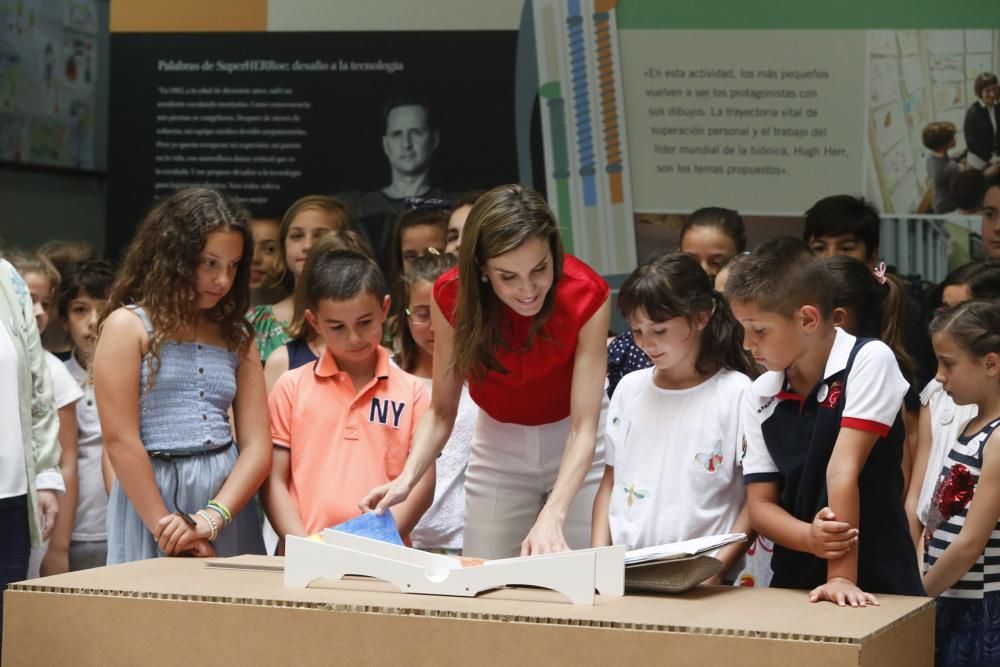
[{"left": 362, "top": 184, "right": 610, "bottom": 558}]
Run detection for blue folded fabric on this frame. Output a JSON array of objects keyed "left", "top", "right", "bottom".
[{"left": 331, "top": 511, "right": 405, "bottom": 546}]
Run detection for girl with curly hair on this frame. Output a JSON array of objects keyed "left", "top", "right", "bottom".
[{"left": 94, "top": 187, "right": 270, "bottom": 563}]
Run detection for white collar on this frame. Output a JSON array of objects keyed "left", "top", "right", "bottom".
[{"left": 751, "top": 328, "right": 856, "bottom": 397}]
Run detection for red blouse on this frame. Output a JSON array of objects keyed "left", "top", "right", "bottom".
[{"left": 434, "top": 254, "right": 609, "bottom": 426}]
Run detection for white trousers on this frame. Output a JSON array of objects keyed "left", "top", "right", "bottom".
[{"left": 462, "top": 400, "right": 606, "bottom": 559}]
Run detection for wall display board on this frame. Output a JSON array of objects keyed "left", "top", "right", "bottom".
[
  {"left": 109, "top": 1, "right": 1000, "bottom": 272},
  {"left": 0, "top": 0, "right": 98, "bottom": 169}
]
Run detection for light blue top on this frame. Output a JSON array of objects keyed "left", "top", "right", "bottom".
[{"left": 106, "top": 306, "right": 264, "bottom": 564}]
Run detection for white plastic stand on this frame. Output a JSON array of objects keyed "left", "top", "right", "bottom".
[{"left": 283, "top": 531, "right": 625, "bottom": 605}]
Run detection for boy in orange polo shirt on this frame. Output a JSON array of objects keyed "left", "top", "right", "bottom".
[{"left": 264, "top": 250, "right": 434, "bottom": 542}]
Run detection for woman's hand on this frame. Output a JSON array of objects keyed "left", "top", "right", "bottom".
[
  {"left": 520, "top": 509, "right": 570, "bottom": 556},
  {"left": 360, "top": 475, "right": 414, "bottom": 516},
  {"left": 37, "top": 489, "right": 59, "bottom": 539}
]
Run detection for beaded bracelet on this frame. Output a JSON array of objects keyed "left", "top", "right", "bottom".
[
  {"left": 196, "top": 509, "right": 219, "bottom": 542},
  {"left": 207, "top": 499, "right": 232, "bottom": 526}
]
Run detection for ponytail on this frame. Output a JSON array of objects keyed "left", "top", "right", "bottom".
[
  {"left": 704, "top": 291, "right": 759, "bottom": 379},
  {"left": 881, "top": 274, "right": 915, "bottom": 386}
]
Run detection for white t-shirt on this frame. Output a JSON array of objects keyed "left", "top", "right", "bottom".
[
  {"left": 0, "top": 321, "right": 27, "bottom": 499},
  {"left": 45, "top": 352, "right": 83, "bottom": 411},
  {"left": 916, "top": 379, "right": 978, "bottom": 525},
  {"left": 65, "top": 354, "right": 108, "bottom": 542},
  {"left": 410, "top": 379, "right": 477, "bottom": 551},
  {"left": 605, "top": 367, "right": 750, "bottom": 551}
]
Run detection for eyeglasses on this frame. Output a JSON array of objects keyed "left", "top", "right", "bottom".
[{"left": 405, "top": 308, "right": 432, "bottom": 325}]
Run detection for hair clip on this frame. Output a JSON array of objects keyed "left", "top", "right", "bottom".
[
  {"left": 873, "top": 261, "right": 887, "bottom": 285},
  {"left": 403, "top": 197, "right": 452, "bottom": 212},
  {"left": 426, "top": 247, "right": 441, "bottom": 256}
]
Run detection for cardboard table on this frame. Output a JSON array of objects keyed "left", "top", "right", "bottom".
[{"left": 3, "top": 556, "right": 933, "bottom": 666}]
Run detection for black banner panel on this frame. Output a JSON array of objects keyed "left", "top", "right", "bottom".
[{"left": 108, "top": 31, "right": 520, "bottom": 259}]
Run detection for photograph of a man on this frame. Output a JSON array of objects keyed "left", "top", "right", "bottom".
[{"left": 338, "top": 96, "right": 450, "bottom": 272}]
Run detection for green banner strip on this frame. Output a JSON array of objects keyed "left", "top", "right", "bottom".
[{"left": 617, "top": 0, "right": 1000, "bottom": 30}]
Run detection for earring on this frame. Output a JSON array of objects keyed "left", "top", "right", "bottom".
[{"left": 480, "top": 274, "right": 488, "bottom": 283}]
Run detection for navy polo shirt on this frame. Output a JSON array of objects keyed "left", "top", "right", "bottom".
[{"left": 742, "top": 329, "right": 924, "bottom": 596}]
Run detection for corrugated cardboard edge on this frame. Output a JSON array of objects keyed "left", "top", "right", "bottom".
[{"left": 7, "top": 581, "right": 933, "bottom": 644}]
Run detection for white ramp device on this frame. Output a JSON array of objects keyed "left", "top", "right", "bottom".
[{"left": 284, "top": 531, "right": 625, "bottom": 605}]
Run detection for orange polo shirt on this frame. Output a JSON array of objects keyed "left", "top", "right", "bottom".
[{"left": 268, "top": 345, "right": 429, "bottom": 534}]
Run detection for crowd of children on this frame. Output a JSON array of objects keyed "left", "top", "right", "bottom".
[{"left": 2, "top": 171, "right": 1000, "bottom": 666}]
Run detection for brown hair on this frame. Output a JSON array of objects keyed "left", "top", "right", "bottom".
[
  {"left": 276, "top": 195, "right": 352, "bottom": 289},
  {"left": 922, "top": 121, "right": 957, "bottom": 152},
  {"left": 725, "top": 236, "right": 833, "bottom": 318},
  {"left": 618, "top": 252, "right": 756, "bottom": 378},
  {"left": 287, "top": 230, "right": 376, "bottom": 340},
  {"left": 37, "top": 239, "right": 96, "bottom": 277},
  {"left": 680, "top": 207, "right": 747, "bottom": 253},
  {"left": 8, "top": 251, "right": 61, "bottom": 297},
  {"left": 100, "top": 187, "right": 253, "bottom": 387},
  {"left": 824, "top": 256, "right": 915, "bottom": 385},
  {"left": 392, "top": 251, "right": 456, "bottom": 373},
  {"left": 390, "top": 207, "right": 448, "bottom": 285},
  {"left": 974, "top": 72, "right": 999, "bottom": 100},
  {"left": 930, "top": 298, "right": 1000, "bottom": 359},
  {"left": 452, "top": 184, "right": 565, "bottom": 380}
]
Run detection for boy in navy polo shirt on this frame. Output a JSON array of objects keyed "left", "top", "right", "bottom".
[{"left": 726, "top": 237, "right": 924, "bottom": 607}]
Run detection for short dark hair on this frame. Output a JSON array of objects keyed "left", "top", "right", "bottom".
[
  {"left": 58, "top": 259, "right": 115, "bottom": 318},
  {"left": 306, "top": 249, "right": 386, "bottom": 307},
  {"left": 974, "top": 72, "right": 999, "bottom": 99},
  {"left": 986, "top": 168, "right": 1000, "bottom": 193},
  {"left": 967, "top": 259, "right": 1000, "bottom": 300},
  {"left": 951, "top": 169, "right": 986, "bottom": 211},
  {"left": 725, "top": 236, "right": 832, "bottom": 318},
  {"left": 922, "top": 121, "right": 957, "bottom": 152},
  {"left": 453, "top": 190, "right": 487, "bottom": 209},
  {"left": 382, "top": 95, "right": 435, "bottom": 134},
  {"left": 803, "top": 195, "right": 880, "bottom": 259},
  {"left": 681, "top": 207, "right": 747, "bottom": 252}
]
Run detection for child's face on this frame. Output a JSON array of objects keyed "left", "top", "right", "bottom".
[
  {"left": 680, "top": 226, "right": 738, "bottom": 278},
  {"left": 808, "top": 234, "right": 872, "bottom": 267},
  {"left": 286, "top": 209, "right": 337, "bottom": 279},
  {"left": 249, "top": 218, "right": 281, "bottom": 289},
  {"left": 628, "top": 307, "right": 706, "bottom": 374},
  {"left": 942, "top": 284, "right": 972, "bottom": 309},
  {"left": 23, "top": 271, "right": 53, "bottom": 334},
  {"left": 196, "top": 229, "right": 245, "bottom": 310},
  {"left": 306, "top": 293, "right": 389, "bottom": 366},
  {"left": 401, "top": 224, "right": 446, "bottom": 274},
  {"left": 483, "top": 236, "right": 554, "bottom": 318},
  {"left": 933, "top": 331, "right": 994, "bottom": 405},
  {"left": 407, "top": 280, "right": 435, "bottom": 356},
  {"left": 64, "top": 290, "right": 102, "bottom": 363},
  {"left": 730, "top": 300, "right": 810, "bottom": 372},
  {"left": 714, "top": 265, "right": 732, "bottom": 292},
  {"left": 446, "top": 205, "right": 472, "bottom": 256}
]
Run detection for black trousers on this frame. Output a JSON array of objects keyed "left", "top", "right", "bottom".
[{"left": 0, "top": 494, "right": 30, "bottom": 653}]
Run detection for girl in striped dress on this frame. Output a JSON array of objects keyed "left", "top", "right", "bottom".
[{"left": 924, "top": 299, "right": 1000, "bottom": 667}]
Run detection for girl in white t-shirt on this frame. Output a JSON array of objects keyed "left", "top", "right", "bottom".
[
  {"left": 391, "top": 250, "right": 477, "bottom": 554},
  {"left": 592, "top": 252, "right": 756, "bottom": 582}
]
